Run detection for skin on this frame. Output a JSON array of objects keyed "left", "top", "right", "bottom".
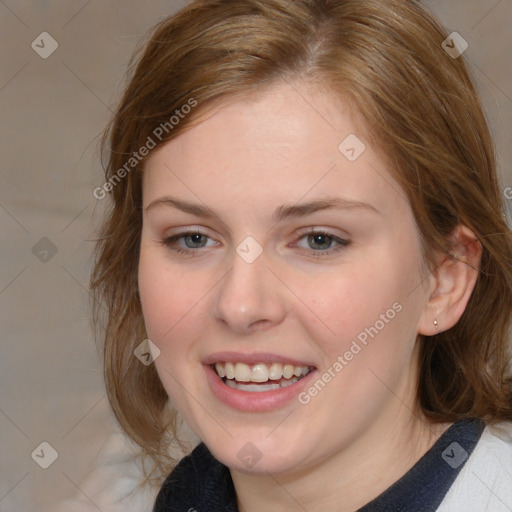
[{"left": 138, "top": 80, "right": 481, "bottom": 511}]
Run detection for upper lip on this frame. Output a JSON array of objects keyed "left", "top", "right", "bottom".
[{"left": 203, "top": 351, "right": 316, "bottom": 368}]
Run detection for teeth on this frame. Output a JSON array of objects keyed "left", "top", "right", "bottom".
[
  {"left": 234, "top": 362, "right": 251, "bottom": 382},
  {"left": 215, "top": 363, "right": 226, "bottom": 378},
  {"left": 281, "top": 377, "right": 298, "bottom": 388},
  {"left": 251, "top": 363, "right": 269, "bottom": 383},
  {"left": 225, "top": 380, "right": 282, "bottom": 392},
  {"left": 225, "top": 377, "right": 299, "bottom": 392},
  {"left": 225, "top": 362, "right": 235, "bottom": 380},
  {"left": 268, "top": 363, "right": 283, "bottom": 380},
  {"left": 283, "top": 364, "right": 294, "bottom": 379},
  {"left": 214, "top": 361, "right": 310, "bottom": 383}
]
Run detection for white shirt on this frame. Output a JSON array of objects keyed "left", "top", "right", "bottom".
[{"left": 437, "top": 422, "right": 512, "bottom": 511}]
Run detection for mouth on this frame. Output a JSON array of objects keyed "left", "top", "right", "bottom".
[
  {"left": 204, "top": 352, "right": 318, "bottom": 411},
  {"left": 212, "top": 361, "right": 314, "bottom": 392}
]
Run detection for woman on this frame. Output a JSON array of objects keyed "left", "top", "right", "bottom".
[{"left": 91, "top": 0, "right": 512, "bottom": 510}]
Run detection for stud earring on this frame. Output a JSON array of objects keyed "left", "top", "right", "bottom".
[{"left": 434, "top": 319, "right": 439, "bottom": 331}]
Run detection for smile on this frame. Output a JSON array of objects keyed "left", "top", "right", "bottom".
[
  {"left": 214, "top": 361, "right": 312, "bottom": 392},
  {"left": 203, "top": 352, "right": 317, "bottom": 411}
]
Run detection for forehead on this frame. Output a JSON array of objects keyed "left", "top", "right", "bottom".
[{"left": 142, "top": 81, "right": 408, "bottom": 219}]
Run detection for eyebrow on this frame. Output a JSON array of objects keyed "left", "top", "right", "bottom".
[{"left": 144, "top": 196, "right": 379, "bottom": 222}]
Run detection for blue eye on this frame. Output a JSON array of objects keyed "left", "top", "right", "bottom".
[
  {"left": 161, "top": 231, "right": 217, "bottom": 254},
  {"left": 294, "top": 231, "right": 350, "bottom": 256}
]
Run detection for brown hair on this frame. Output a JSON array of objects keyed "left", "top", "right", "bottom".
[{"left": 90, "top": 0, "right": 512, "bottom": 484}]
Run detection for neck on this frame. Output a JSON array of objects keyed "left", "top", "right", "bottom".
[{"left": 231, "top": 402, "right": 450, "bottom": 512}]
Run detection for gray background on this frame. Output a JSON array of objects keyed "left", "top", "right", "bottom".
[{"left": 1, "top": 1, "right": 511, "bottom": 511}]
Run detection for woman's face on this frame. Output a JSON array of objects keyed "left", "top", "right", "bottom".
[{"left": 138, "top": 81, "right": 433, "bottom": 474}]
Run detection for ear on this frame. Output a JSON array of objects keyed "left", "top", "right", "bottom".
[{"left": 418, "top": 225, "right": 482, "bottom": 336}]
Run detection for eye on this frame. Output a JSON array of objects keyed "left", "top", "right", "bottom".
[
  {"left": 161, "top": 230, "right": 218, "bottom": 255},
  {"left": 293, "top": 230, "right": 350, "bottom": 256}
]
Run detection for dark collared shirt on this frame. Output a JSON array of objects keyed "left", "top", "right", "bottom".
[{"left": 153, "top": 418, "right": 485, "bottom": 512}]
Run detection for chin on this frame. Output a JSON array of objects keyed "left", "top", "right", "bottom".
[{"left": 203, "top": 430, "right": 318, "bottom": 475}]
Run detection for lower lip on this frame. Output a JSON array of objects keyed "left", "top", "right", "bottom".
[{"left": 204, "top": 364, "right": 317, "bottom": 412}]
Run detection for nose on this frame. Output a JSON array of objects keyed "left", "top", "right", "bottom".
[{"left": 212, "top": 245, "right": 287, "bottom": 335}]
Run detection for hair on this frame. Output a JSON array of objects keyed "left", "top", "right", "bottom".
[{"left": 90, "top": 0, "right": 512, "bottom": 484}]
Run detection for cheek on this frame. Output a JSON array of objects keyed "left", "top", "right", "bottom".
[
  {"left": 300, "top": 257, "right": 424, "bottom": 408},
  {"left": 299, "top": 267, "right": 419, "bottom": 421},
  {"left": 137, "top": 250, "right": 206, "bottom": 351},
  {"left": 138, "top": 253, "right": 211, "bottom": 414},
  {"left": 305, "top": 265, "right": 409, "bottom": 346}
]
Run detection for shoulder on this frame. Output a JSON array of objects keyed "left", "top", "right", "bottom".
[
  {"left": 437, "top": 421, "right": 512, "bottom": 512},
  {"left": 153, "top": 443, "right": 237, "bottom": 512}
]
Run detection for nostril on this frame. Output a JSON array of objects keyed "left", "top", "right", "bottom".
[{"left": 248, "top": 319, "right": 271, "bottom": 330}]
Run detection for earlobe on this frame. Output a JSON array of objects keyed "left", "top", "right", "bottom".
[{"left": 418, "top": 225, "right": 482, "bottom": 336}]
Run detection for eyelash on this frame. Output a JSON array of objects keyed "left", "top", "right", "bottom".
[{"left": 160, "top": 229, "right": 350, "bottom": 258}]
